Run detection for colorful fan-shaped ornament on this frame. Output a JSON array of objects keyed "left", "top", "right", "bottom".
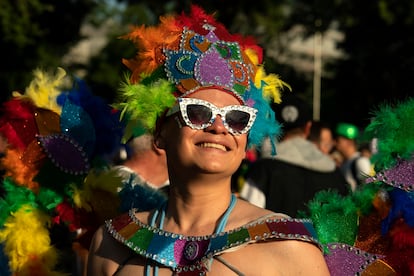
[{"left": 37, "top": 134, "right": 89, "bottom": 175}]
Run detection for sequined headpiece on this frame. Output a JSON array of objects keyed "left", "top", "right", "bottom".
[
  {"left": 116, "top": 5, "right": 289, "bottom": 150},
  {"left": 164, "top": 27, "right": 255, "bottom": 103}
]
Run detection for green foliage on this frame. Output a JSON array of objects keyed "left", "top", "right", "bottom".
[
  {"left": 0, "top": 0, "right": 97, "bottom": 103},
  {"left": 1, "top": 0, "right": 414, "bottom": 127},
  {"left": 0, "top": 0, "right": 52, "bottom": 47}
]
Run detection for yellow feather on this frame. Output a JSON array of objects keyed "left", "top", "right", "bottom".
[
  {"left": 255, "top": 67, "right": 291, "bottom": 104},
  {"left": 75, "top": 168, "right": 123, "bottom": 210},
  {"left": 245, "top": 48, "right": 259, "bottom": 65},
  {"left": 244, "top": 48, "right": 290, "bottom": 104},
  {"left": 0, "top": 205, "right": 59, "bottom": 273},
  {"left": 22, "top": 67, "right": 67, "bottom": 115}
]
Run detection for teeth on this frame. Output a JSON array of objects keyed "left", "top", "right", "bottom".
[{"left": 199, "top": 142, "right": 226, "bottom": 151}]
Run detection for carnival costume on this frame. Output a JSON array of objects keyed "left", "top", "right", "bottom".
[
  {"left": 108, "top": 5, "right": 319, "bottom": 276},
  {"left": 304, "top": 98, "right": 414, "bottom": 275},
  {"left": 0, "top": 68, "right": 127, "bottom": 275},
  {"left": 0, "top": 4, "right": 409, "bottom": 275},
  {"left": 107, "top": 194, "right": 320, "bottom": 275},
  {"left": 107, "top": 5, "right": 396, "bottom": 276}
]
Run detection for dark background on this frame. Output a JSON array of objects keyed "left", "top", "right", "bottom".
[{"left": 1, "top": 0, "right": 413, "bottom": 130}]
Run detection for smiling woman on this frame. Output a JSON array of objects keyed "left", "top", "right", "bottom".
[{"left": 86, "top": 5, "right": 331, "bottom": 276}]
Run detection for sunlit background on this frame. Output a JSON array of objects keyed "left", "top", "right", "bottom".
[{"left": 1, "top": 0, "right": 413, "bottom": 130}]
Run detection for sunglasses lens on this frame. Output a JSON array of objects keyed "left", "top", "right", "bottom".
[
  {"left": 186, "top": 104, "right": 212, "bottom": 126},
  {"left": 226, "top": 110, "right": 250, "bottom": 132}
]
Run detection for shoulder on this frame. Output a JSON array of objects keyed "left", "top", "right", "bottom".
[
  {"left": 266, "top": 239, "right": 329, "bottom": 274},
  {"left": 354, "top": 155, "right": 372, "bottom": 172},
  {"left": 355, "top": 155, "right": 371, "bottom": 165},
  {"left": 230, "top": 237, "right": 329, "bottom": 275},
  {"left": 87, "top": 225, "right": 134, "bottom": 275},
  {"left": 230, "top": 197, "right": 288, "bottom": 225},
  {"left": 230, "top": 199, "right": 319, "bottom": 240}
]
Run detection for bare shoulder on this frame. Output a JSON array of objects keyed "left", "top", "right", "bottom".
[
  {"left": 228, "top": 197, "right": 288, "bottom": 227},
  {"left": 259, "top": 239, "right": 330, "bottom": 275},
  {"left": 220, "top": 198, "right": 330, "bottom": 275},
  {"left": 87, "top": 225, "right": 134, "bottom": 275},
  {"left": 218, "top": 237, "right": 330, "bottom": 275}
]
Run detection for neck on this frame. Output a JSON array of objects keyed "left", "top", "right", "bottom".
[
  {"left": 163, "top": 179, "right": 234, "bottom": 236},
  {"left": 343, "top": 147, "right": 358, "bottom": 160}
]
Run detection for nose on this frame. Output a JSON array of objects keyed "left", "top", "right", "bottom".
[{"left": 205, "top": 115, "right": 228, "bottom": 134}]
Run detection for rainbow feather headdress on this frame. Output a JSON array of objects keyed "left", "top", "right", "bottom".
[
  {"left": 116, "top": 5, "right": 289, "bottom": 149},
  {"left": 0, "top": 68, "right": 125, "bottom": 275}
]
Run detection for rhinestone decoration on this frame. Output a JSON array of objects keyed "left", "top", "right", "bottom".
[
  {"left": 106, "top": 211, "right": 320, "bottom": 272},
  {"left": 366, "top": 157, "right": 414, "bottom": 191},
  {"left": 324, "top": 243, "right": 383, "bottom": 276},
  {"left": 164, "top": 28, "right": 254, "bottom": 100},
  {"left": 183, "top": 241, "right": 199, "bottom": 261}
]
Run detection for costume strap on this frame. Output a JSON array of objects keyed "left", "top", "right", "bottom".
[
  {"left": 214, "top": 194, "right": 237, "bottom": 233},
  {"left": 106, "top": 209, "right": 320, "bottom": 274}
]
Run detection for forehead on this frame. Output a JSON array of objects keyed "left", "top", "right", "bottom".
[
  {"left": 320, "top": 128, "right": 333, "bottom": 139},
  {"left": 187, "top": 88, "right": 242, "bottom": 107}
]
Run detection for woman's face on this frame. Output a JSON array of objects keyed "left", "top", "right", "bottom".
[
  {"left": 318, "top": 128, "right": 334, "bottom": 154},
  {"left": 160, "top": 88, "right": 249, "bottom": 178}
]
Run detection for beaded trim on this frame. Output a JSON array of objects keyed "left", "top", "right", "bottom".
[
  {"left": 106, "top": 209, "right": 321, "bottom": 272},
  {"left": 366, "top": 157, "right": 414, "bottom": 191},
  {"left": 324, "top": 243, "right": 385, "bottom": 276},
  {"left": 37, "top": 133, "right": 89, "bottom": 175}
]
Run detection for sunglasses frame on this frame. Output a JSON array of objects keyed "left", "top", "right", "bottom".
[{"left": 167, "top": 98, "right": 257, "bottom": 135}]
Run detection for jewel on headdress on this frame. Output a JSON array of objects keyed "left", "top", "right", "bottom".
[
  {"left": 37, "top": 134, "right": 90, "bottom": 175},
  {"left": 205, "top": 30, "right": 219, "bottom": 43},
  {"left": 366, "top": 157, "right": 414, "bottom": 192},
  {"left": 203, "top": 23, "right": 216, "bottom": 32},
  {"left": 195, "top": 47, "right": 234, "bottom": 87}
]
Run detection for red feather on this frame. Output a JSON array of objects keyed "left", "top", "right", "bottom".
[
  {"left": 176, "top": 5, "right": 233, "bottom": 41},
  {"left": 0, "top": 98, "right": 38, "bottom": 150}
]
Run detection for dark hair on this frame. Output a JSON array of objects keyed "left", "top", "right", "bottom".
[
  {"left": 308, "top": 121, "right": 332, "bottom": 143},
  {"left": 272, "top": 93, "right": 312, "bottom": 132}
]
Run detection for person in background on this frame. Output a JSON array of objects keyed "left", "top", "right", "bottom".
[
  {"left": 334, "top": 122, "right": 372, "bottom": 192},
  {"left": 114, "top": 134, "right": 169, "bottom": 192},
  {"left": 87, "top": 6, "right": 330, "bottom": 275},
  {"left": 308, "top": 120, "right": 335, "bottom": 155},
  {"left": 359, "top": 141, "right": 373, "bottom": 159},
  {"left": 240, "top": 93, "right": 349, "bottom": 216}
]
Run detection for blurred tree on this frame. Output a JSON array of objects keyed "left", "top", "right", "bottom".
[
  {"left": 286, "top": 0, "right": 414, "bottom": 127},
  {"left": 83, "top": 0, "right": 292, "bottom": 102},
  {"left": 3, "top": 0, "right": 413, "bottom": 127},
  {"left": 0, "top": 0, "right": 97, "bottom": 103}
]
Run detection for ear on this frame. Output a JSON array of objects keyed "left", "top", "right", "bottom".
[
  {"left": 154, "top": 129, "right": 166, "bottom": 150},
  {"left": 304, "top": 121, "right": 312, "bottom": 138}
]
